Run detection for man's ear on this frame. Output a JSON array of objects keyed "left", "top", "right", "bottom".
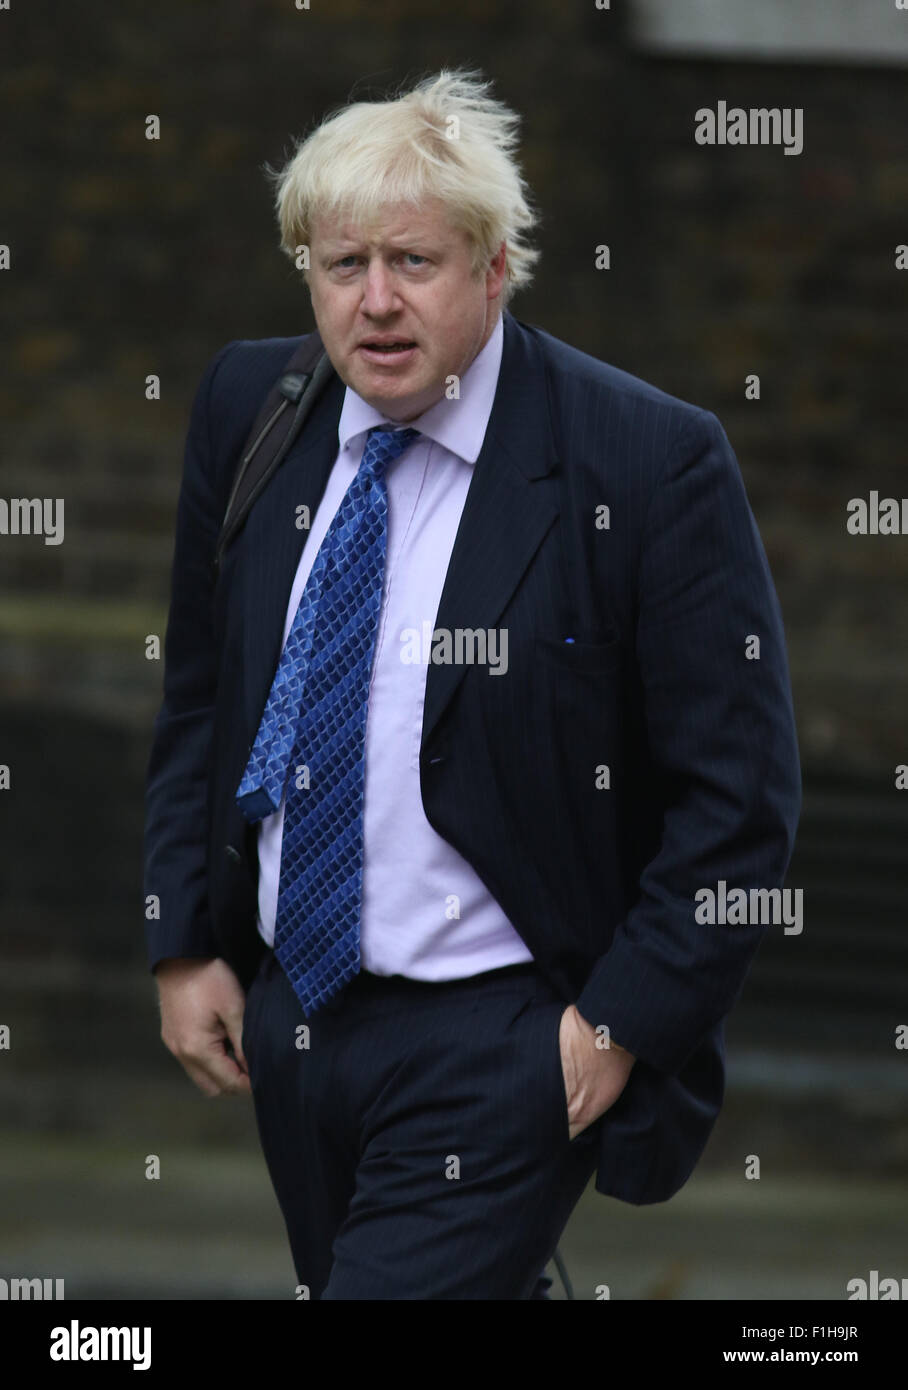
[{"left": 485, "top": 241, "right": 508, "bottom": 302}]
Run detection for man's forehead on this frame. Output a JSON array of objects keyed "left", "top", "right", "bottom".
[{"left": 312, "top": 200, "right": 457, "bottom": 247}]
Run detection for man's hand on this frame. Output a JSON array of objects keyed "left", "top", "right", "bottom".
[
  {"left": 558, "top": 1003, "right": 636, "bottom": 1140},
  {"left": 155, "top": 956, "right": 251, "bottom": 1097}
]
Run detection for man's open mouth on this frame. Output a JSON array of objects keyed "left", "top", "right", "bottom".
[{"left": 360, "top": 340, "right": 417, "bottom": 354}]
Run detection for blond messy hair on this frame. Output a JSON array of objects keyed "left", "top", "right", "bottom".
[{"left": 267, "top": 68, "right": 541, "bottom": 306}]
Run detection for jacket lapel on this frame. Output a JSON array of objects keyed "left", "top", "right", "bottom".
[{"left": 420, "top": 311, "right": 560, "bottom": 748}]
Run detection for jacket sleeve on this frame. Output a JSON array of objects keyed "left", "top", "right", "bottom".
[
  {"left": 574, "top": 407, "right": 802, "bottom": 1074},
  {"left": 143, "top": 340, "right": 242, "bottom": 973}
]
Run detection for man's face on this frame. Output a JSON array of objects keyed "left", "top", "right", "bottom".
[{"left": 307, "top": 198, "right": 507, "bottom": 422}]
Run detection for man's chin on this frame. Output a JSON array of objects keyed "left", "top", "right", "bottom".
[{"left": 350, "top": 373, "right": 436, "bottom": 421}]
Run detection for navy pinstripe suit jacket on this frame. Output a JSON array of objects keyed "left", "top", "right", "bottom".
[{"left": 144, "top": 308, "right": 801, "bottom": 1204}]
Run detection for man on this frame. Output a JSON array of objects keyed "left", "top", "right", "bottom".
[{"left": 144, "top": 68, "right": 801, "bottom": 1300}]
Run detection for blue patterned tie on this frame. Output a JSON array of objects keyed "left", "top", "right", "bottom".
[{"left": 236, "top": 425, "right": 420, "bottom": 1015}]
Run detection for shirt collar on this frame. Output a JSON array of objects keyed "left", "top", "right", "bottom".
[{"left": 336, "top": 311, "right": 504, "bottom": 466}]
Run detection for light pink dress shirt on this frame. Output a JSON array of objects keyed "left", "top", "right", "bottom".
[{"left": 255, "top": 312, "right": 533, "bottom": 978}]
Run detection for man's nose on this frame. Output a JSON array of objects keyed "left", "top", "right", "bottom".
[{"left": 360, "top": 259, "right": 398, "bottom": 316}]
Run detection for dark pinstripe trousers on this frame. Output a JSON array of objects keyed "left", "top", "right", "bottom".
[{"left": 242, "top": 947, "right": 603, "bottom": 1299}]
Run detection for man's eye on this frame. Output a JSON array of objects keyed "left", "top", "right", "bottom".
[{"left": 329, "top": 255, "right": 425, "bottom": 268}]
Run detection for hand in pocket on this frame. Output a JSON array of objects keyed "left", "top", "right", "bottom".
[{"left": 556, "top": 1004, "right": 635, "bottom": 1141}]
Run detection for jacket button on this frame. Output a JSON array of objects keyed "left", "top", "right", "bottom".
[{"left": 224, "top": 845, "right": 242, "bottom": 864}]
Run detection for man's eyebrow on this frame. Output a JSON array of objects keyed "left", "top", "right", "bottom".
[{"left": 319, "top": 235, "right": 439, "bottom": 254}]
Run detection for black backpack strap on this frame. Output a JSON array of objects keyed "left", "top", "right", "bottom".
[{"left": 213, "top": 331, "right": 335, "bottom": 575}]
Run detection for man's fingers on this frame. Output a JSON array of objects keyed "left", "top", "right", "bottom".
[
  {"left": 156, "top": 956, "right": 251, "bottom": 1095},
  {"left": 222, "top": 1003, "right": 249, "bottom": 1075},
  {"left": 203, "top": 1048, "right": 252, "bottom": 1096},
  {"left": 182, "top": 1040, "right": 252, "bottom": 1097},
  {"left": 162, "top": 1018, "right": 251, "bottom": 1096},
  {"left": 183, "top": 1061, "right": 224, "bottom": 1099}
]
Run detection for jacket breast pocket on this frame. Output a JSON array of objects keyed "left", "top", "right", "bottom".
[{"left": 534, "top": 633, "right": 624, "bottom": 676}]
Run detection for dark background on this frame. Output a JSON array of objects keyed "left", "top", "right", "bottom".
[{"left": 1, "top": 1, "right": 906, "bottom": 1299}]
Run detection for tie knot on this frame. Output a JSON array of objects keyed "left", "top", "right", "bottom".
[{"left": 360, "top": 425, "right": 421, "bottom": 482}]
